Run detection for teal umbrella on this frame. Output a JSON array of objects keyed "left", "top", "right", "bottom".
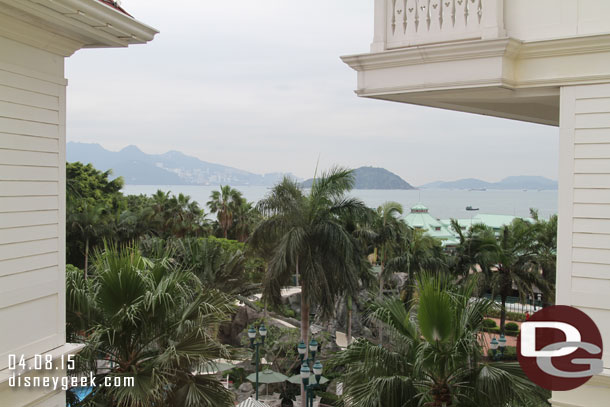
[
  {"left": 287, "top": 373, "right": 329, "bottom": 385},
  {"left": 196, "top": 361, "right": 235, "bottom": 375},
  {"left": 246, "top": 369, "right": 289, "bottom": 384}
]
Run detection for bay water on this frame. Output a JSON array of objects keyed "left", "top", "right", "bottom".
[{"left": 122, "top": 185, "right": 557, "bottom": 220}]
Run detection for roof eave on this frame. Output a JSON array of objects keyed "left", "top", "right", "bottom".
[{"left": 0, "top": 0, "right": 158, "bottom": 56}]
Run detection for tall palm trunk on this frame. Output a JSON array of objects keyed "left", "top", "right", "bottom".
[
  {"left": 346, "top": 295, "right": 353, "bottom": 346},
  {"left": 500, "top": 294, "right": 507, "bottom": 335},
  {"left": 378, "top": 246, "right": 385, "bottom": 344},
  {"left": 84, "top": 237, "right": 89, "bottom": 279},
  {"left": 299, "top": 261, "right": 309, "bottom": 407}
]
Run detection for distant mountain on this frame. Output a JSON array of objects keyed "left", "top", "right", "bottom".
[
  {"left": 67, "top": 142, "right": 295, "bottom": 186},
  {"left": 420, "top": 176, "right": 557, "bottom": 190},
  {"left": 302, "top": 166, "right": 415, "bottom": 190}
]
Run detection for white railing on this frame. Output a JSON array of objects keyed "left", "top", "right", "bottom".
[{"left": 371, "top": 0, "right": 505, "bottom": 51}]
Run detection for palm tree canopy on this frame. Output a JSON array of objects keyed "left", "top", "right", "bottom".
[
  {"left": 331, "top": 273, "right": 550, "bottom": 407},
  {"left": 249, "top": 167, "right": 367, "bottom": 316},
  {"left": 67, "top": 243, "right": 236, "bottom": 407}
]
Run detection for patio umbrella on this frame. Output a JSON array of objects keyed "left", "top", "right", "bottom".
[
  {"left": 246, "top": 369, "right": 289, "bottom": 384},
  {"left": 236, "top": 397, "right": 271, "bottom": 407},
  {"left": 287, "top": 373, "right": 329, "bottom": 385},
  {"left": 195, "top": 360, "right": 236, "bottom": 375}
]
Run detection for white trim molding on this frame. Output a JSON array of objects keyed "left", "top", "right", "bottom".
[{"left": 0, "top": 0, "right": 158, "bottom": 56}]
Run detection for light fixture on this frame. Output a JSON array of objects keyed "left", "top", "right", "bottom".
[
  {"left": 300, "top": 364, "right": 310, "bottom": 386},
  {"left": 309, "top": 338, "right": 318, "bottom": 353},
  {"left": 248, "top": 327, "right": 256, "bottom": 340},
  {"left": 498, "top": 334, "right": 506, "bottom": 351},
  {"left": 298, "top": 341, "right": 307, "bottom": 355}
]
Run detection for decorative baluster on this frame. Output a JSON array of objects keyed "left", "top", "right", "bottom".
[
  {"left": 454, "top": 0, "right": 467, "bottom": 31},
  {"left": 401, "top": 0, "right": 408, "bottom": 33},
  {"left": 441, "top": 0, "right": 455, "bottom": 30},
  {"left": 466, "top": 0, "right": 479, "bottom": 29},
  {"left": 406, "top": 0, "right": 418, "bottom": 35},
  {"left": 390, "top": 0, "right": 397, "bottom": 35},
  {"left": 419, "top": 0, "right": 430, "bottom": 31},
  {"left": 429, "top": 0, "right": 442, "bottom": 33}
]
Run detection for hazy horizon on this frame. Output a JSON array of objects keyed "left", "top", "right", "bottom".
[{"left": 68, "top": 141, "right": 558, "bottom": 185}]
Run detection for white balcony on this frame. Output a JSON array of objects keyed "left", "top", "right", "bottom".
[
  {"left": 343, "top": 0, "right": 610, "bottom": 126},
  {"left": 379, "top": 0, "right": 504, "bottom": 51}
]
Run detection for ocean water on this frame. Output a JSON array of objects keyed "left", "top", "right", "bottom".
[{"left": 122, "top": 185, "right": 558, "bottom": 220}]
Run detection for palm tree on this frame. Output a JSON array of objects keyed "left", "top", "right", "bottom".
[
  {"left": 386, "top": 227, "right": 446, "bottom": 303},
  {"left": 207, "top": 185, "right": 245, "bottom": 239},
  {"left": 249, "top": 168, "right": 366, "bottom": 405},
  {"left": 371, "top": 201, "right": 405, "bottom": 341},
  {"left": 66, "top": 244, "right": 236, "bottom": 407},
  {"left": 232, "top": 201, "right": 261, "bottom": 242},
  {"left": 171, "top": 237, "right": 260, "bottom": 297},
  {"left": 459, "top": 220, "right": 550, "bottom": 334},
  {"left": 529, "top": 209, "right": 557, "bottom": 306},
  {"left": 331, "top": 273, "right": 550, "bottom": 407},
  {"left": 67, "top": 201, "right": 107, "bottom": 277}
]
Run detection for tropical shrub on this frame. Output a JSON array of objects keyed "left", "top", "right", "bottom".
[
  {"left": 482, "top": 318, "right": 497, "bottom": 328},
  {"left": 505, "top": 322, "right": 520, "bottom": 332},
  {"left": 67, "top": 243, "right": 236, "bottom": 407},
  {"left": 331, "top": 273, "right": 550, "bottom": 407},
  {"left": 485, "top": 308, "right": 527, "bottom": 322}
]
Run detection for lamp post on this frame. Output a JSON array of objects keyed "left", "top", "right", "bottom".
[
  {"left": 300, "top": 358, "right": 323, "bottom": 407},
  {"left": 248, "top": 323, "right": 267, "bottom": 400},
  {"left": 298, "top": 338, "right": 322, "bottom": 407},
  {"left": 498, "top": 334, "right": 506, "bottom": 357},
  {"left": 490, "top": 334, "right": 506, "bottom": 361},
  {"left": 490, "top": 337, "right": 498, "bottom": 360}
]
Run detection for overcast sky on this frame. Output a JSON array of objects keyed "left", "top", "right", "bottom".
[{"left": 65, "top": 0, "right": 559, "bottom": 185}]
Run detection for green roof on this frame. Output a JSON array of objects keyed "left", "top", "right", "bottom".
[{"left": 408, "top": 207, "right": 532, "bottom": 248}]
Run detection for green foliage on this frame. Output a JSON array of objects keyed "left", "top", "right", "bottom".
[
  {"left": 450, "top": 219, "right": 551, "bottom": 333},
  {"left": 67, "top": 243, "right": 236, "bottom": 406},
  {"left": 249, "top": 167, "right": 368, "bottom": 349},
  {"left": 140, "top": 236, "right": 264, "bottom": 296},
  {"left": 330, "top": 273, "right": 549, "bottom": 407},
  {"left": 485, "top": 308, "right": 527, "bottom": 322},
  {"left": 482, "top": 327, "right": 519, "bottom": 337},
  {"left": 501, "top": 346, "right": 518, "bottom": 361},
  {"left": 239, "top": 322, "right": 302, "bottom": 375},
  {"left": 207, "top": 185, "right": 249, "bottom": 240},
  {"left": 67, "top": 161, "right": 124, "bottom": 209},
  {"left": 505, "top": 322, "right": 520, "bottom": 332},
  {"left": 482, "top": 318, "right": 497, "bottom": 328}
]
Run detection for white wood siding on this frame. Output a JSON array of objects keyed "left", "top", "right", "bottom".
[
  {"left": 0, "top": 36, "right": 65, "bottom": 370},
  {"left": 558, "top": 83, "right": 610, "bottom": 368}
]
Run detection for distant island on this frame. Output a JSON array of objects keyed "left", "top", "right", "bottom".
[
  {"left": 419, "top": 176, "right": 558, "bottom": 190},
  {"left": 67, "top": 142, "right": 295, "bottom": 187},
  {"left": 302, "top": 166, "right": 415, "bottom": 190}
]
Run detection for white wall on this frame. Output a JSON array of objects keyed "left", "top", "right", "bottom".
[
  {"left": 554, "top": 83, "right": 610, "bottom": 407},
  {"left": 505, "top": 0, "right": 610, "bottom": 42},
  {"left": 0, "top": 35, "right": 66, "bottom": 370}
]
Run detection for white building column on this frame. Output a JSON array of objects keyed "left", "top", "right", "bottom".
[{"left": 552, "top": 83, "right": 610, "bottom": 407}]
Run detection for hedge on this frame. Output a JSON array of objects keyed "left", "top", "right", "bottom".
[
  {"left": 485, "top": 308, "right": 527, "bottom": 322},
  {"left": 482, "top": 319, "right": 497, "bottom": 328},
  {"left": 481, "top": 327, "right": 519, "bottom": 337}
]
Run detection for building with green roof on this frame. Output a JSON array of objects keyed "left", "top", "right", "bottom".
[
  {"left": 403, "top": 204, "right": 459, "bottom": 247},
  {"left": 404, "top": 204, "right": 532, "bottom": 248}
]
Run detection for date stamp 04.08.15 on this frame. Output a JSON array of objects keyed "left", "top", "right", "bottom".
[{"left": 7, "top": 354, "right": 134, "bottom": 391}]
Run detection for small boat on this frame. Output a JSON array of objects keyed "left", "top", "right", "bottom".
[{"left": 466, "top": 206, "right": 479, "bottom": 211}]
